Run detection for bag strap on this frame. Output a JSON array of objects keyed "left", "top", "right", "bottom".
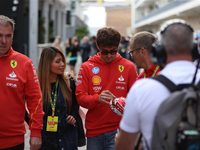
[
  {"left": 153, "top": 75, "right": 177, "bottom": 92},
  {"left": 153, "top": 75, "right": 192, "bottom": 92},
  {"left": 134, "top": 133, "right": 142, "bottom": 150},
  {"left": 195, "top": 80, "right": 200, "bottom": 90}
]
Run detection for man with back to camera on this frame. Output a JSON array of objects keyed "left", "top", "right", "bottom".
[
  {"left": 76, "top": 26, "right": 138, "bottom": 150},
  {"left": 0, "top": 15, "right": 44, "bottom": 150},
  {"left": 129, "top": 31, "right": 160, "bottom": 79},
  {"left": 115, "top": 19, "right": 200, "bottom": 150}
]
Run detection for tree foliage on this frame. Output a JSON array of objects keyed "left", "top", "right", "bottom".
[{"left": 75, "top": 25, "right": 90, "bottom": 39}]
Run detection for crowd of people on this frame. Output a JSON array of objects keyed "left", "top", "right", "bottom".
[{"left": 1, "top": 14, "right": 200, "bottom": 150}]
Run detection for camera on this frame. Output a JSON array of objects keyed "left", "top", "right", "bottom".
[{"left": 176, "top": 129, "right": 200, "bottom": 150}]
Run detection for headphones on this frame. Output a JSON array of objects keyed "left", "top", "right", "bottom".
[{"left": 151, "top": 19, "right": 199, "bottom": 67}]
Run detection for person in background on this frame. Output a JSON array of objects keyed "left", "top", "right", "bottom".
[
  {"left": 76, "top": 26, "right": 138, "bottom": 150},
  {"left": 66, "top": 36, "right": 79, "bottom": 76},
  {"left": 80, "top": 36, "right": 91, "bottom": 63},
  {"left": 37, "top": 46, "right": 85, "bottom": 150},
  {"left": 118, "top": 36, "right": 129, "bottom": 59},
  {"left": 52, "top": 36, "right": 63, "bottom": 51},
  {"left": 89, "top": 36, "right": 98, "bottom": 56},
  {"left": 115, "top": 19, "right": 200, "bottom": 150},
  {"left": 0, "top": 15, "right": 44, "bottom": 150},
  {"left": 129, "top": 31, "right": 160, "bottom": 79}
]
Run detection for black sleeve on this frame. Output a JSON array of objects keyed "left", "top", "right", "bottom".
[
  {"left": 70, "top": 78, "right": 79, "bottom": 117},
  {"left": 69, "top": 78, "right": 86, "bottom": 147},
  {"left": 66, "top": 47, "right": 70, "bottom": 55}
]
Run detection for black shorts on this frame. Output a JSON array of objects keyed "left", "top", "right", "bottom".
[{"left": 70, "top": 60, "right": 77, "bottom": 66}]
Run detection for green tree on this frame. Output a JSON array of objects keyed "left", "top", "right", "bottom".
[
  {"left": 48, "top": 19, "right": 54, "bottom": 43},
  {"left": 75, "top": 25, "right": 90, "bottom": 39},
  {"left": 38, "top": 17, "right": 45, "bottom": 44}
]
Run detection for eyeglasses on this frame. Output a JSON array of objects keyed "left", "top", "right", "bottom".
[
  {"left": 100, "top": 50, "right": 118, "bottom": 55},
  {"left": 129, "top": 48, "right": 141, "bottom": 57}
]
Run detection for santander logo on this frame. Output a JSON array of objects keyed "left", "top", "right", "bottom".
[
  {"left": 118, "top": 75, "right": 124, "bottom": 81},
  {"left": 9, "top": 71, "right": 17, "bottom": 78}
]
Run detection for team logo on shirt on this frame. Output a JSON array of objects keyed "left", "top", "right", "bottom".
[
  {"left": 92, "top": 67, "right": 99, "bottom": 74},
  {"left": 92, "top": 76, "right": 101, "bottom": 85},
  {"left": 9, "top": 71, "right": 17, "bottom": 78},
  {"left": 6, "top": 82, "right": 17, "bottom": 88},
  {"left": 93, "top": 86, "right": 102, "bottom": 93},
  {"left": 10, "top": 60, "right": 17, "bottom": 68},
  {"left": 76, "top": 80, "right": 82, "bottom": 86},
  {"left": 118, "top": 65, "right": 124, "bottom": 72},
  {"left": 6, "top": 71, "right": 19, "bottom": 81},
  {"left": 118, "top": 75, "right": 124, "bottom": 81}
]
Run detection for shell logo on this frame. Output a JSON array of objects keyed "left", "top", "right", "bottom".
[{"left": 92, "top": 76, "right": 101, "bottom": 85}]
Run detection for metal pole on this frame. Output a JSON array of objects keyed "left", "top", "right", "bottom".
[{"left": 29, "top": 0, "right": 38, "bottom": 68}]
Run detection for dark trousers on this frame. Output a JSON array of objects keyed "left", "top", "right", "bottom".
[{"left": 0, "top": 143, "right": 24, "bottom": 150}]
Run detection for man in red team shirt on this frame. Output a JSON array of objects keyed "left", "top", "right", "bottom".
[
  {"left": 129, "top": 31, "right": 160, "bottom": 79},
  {"left": 0, "top": 15, "right": 44, "bottom": 150},
  {"left": 76, "top": 26, "right": 138, "bottom": 150}
]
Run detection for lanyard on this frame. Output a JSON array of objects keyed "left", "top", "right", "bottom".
[
  {"left": 50, "top": 78, "right": 59, "bottom": 117},
  {"left": 144, "top": 65, "right": 159, "bottom": 78}
]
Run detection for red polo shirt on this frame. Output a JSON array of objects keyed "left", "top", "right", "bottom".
[{"left": 137, "top": 64, "right": 160, "bottom": 79}]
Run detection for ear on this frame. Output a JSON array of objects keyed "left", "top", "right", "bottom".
[{"left": 140, "top": 47, "right": 145, "bottom": 56}]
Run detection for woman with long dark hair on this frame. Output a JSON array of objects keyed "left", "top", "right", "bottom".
[{"left": 37, "top": 46, "right": 85, "bottom": 150}]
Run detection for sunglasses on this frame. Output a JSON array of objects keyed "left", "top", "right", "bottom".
[
  {"left": 129, "top": 47, "right": 141, "bottom": 57},
  {"left": 100, "top": 50, "right": 118, "bottom": 55}
]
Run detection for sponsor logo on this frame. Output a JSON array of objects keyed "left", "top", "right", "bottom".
[
  {"left": 76, "top": 80, "right": 82, "bottom": 86},
  {"left": 6, "top": 83, "right": 17, "bottom": 88},
  {"left": 116, "top": 81, "right": 126, "bottom": 84},
  {"left": 92, "top": 67, "right": 99, "bottom": 74},
  {"left": 6, "top": 71, "right": 19, "bottom": 81},
  {"left": 78, "top": 71, "right": 82, "bottom": 75},
  {"left": 118, "top": 75, "right": 124, "bottom": 81},
  {"left": 116, "top": 86, "right": 125, "bottom": 90},
  {"left": 9, "top": 71, "right": 17, "bottom": 78},
  {"left": 10, "top": 60, "right": 17, "bottom": 68},
  {"left": 89, "top": 63, "right": 94, "bottom": 66},
  {"left": 116, "top": 75, "right": 126, "bottom": 84},
  {"left": 92, "top": 76, "right": 101, "bottom": 85},
  {"left": 118, "top": 65, "right": 124, "bottom": 72},
  {"left": 78, "top": 68, "right": 83, "bottom": 75},
  {"left": 31, "top": 63, "right": 36, "bottom": 69},
  {"left": 33, "top": 69, "right": 37, "bottom": 76},
  {"left": 92, "top": 86, "right": 102, "bottom": 92},
  {"left": 77, "top": 75, "right": 82, "bottom": 79}
]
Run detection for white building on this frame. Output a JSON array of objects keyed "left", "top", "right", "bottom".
[
  {"left": 132, "top": 0, "right": 200, "bottom": 34},
  {"left": 28, "top": 0, "right": 88, "bottom": 68}
]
